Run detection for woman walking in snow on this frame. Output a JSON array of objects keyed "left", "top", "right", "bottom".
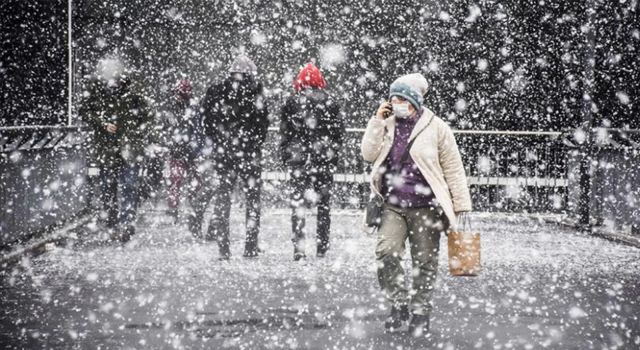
[{"left": 361, "top": 73, "right": 472, "bottom": 336}]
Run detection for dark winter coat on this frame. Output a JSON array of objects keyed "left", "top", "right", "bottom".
[
  {"left": 80, "top": 78, "right": 153, "bottom": 166},
  {"left": 200, "top": 74, "right": 270, "bottom": 166},
  {"left": 161, "top": 98, "right": 202, "bottom": 161},
  {"left": 279, "top": 88, "right": 344, "bottom": 173}
]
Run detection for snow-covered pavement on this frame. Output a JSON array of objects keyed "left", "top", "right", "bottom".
[{"left": 1, "top": 209, "right": 639, "bottom": 349}]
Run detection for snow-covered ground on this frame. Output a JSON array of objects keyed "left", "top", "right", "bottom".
[{"left": 1, "top": 208, "right": 639, "bottom": 349}]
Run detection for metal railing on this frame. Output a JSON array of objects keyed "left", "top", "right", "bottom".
[
  {"left": 0, "top": 125, "right": 87, "bottom": 153},
  {"left": 563, "top": 128, "right": 640, "bottom": 232},
  {"left": 258, "top": 127, "right": 569, "bottom": 212},
  {"left": 1, "top": 124, "right": 570, "bottom": 217},
  {"left": 0, "top": 126, "right": 90, "bottom": 248},
  {"left": 4, "top": 124, "right": 636, "bottom": 246}
]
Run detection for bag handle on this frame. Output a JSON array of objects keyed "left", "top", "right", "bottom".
[{"left": 456, "top": 212, "right": 472, "bottom": 232}]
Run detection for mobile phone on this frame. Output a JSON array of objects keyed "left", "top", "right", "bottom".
[{"left": 382, "top": 101, "right": 392, "bottom": 118}]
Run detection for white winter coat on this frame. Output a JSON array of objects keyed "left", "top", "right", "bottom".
[{"left": 361, "top": 108, "right": 472, "bottom": 230}]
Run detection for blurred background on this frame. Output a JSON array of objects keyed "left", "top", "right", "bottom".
[{"left": 1, "top": 0, "right": 638, "bottom": 130}]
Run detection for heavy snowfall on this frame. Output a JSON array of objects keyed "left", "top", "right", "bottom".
[{"left": 1, "top": 0, "right": 639, "bottom": 349}]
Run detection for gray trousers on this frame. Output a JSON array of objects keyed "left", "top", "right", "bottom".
[{"left": 375, "top": 204, "right": 448, "bottom": 315}]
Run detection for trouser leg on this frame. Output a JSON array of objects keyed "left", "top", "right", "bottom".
[
  {"left": 406, "top": 206, "right": 446, "bottom": 315},
  {"left": 375, "top": 205, "right": 409, "bottom": 306},
  {"left": 209, "top": 170, "right": 235, "bottom": 258},
  {"left": 291, "top": 209, "right": 305, "bottom": 245},
  {"left": 100, "top": 165, "right": 119, "bottom": 228},
  {"left": 241, "top": 165, "right": 262, "bottom": 256},
  {"left": 185, "top": 162, "right": 208, "bottom": 237},
  {"left": 315, "top": 174, "right": 332, "bottom": 254},
  {"left": 184, "top": 162, "right": 202, "bottom": 200},
  {"left": 289, "top": 168, "right": 307, "bottom": 245},
  {"left": 118, "top": 163, "right": 141, "bottom": 235},
  {"left": 168, "top": 159, "right": 187, "bottom": 210},
  {"left": 146, "top": 156, "right": 164, "bottom": 202}
]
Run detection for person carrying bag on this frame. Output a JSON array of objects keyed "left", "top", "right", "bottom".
[
  {"left": 360, "top": 73, "right": 473, "bottom": 336},
  {"left": 448, "top": 214, "right": 482, "bottom": 276}
]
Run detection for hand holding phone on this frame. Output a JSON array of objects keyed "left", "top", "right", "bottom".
[{"left": 375, "top": 101, "right": 392, "bottom": 120}]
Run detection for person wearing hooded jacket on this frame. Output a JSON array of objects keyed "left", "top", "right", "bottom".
[
  {"left": 161, "top": 79, "right": 203, "bottom": 221},
  {"left": 279, "top": 63, "right": 344, "bottom": 260},
  {"left": 195, "top": 55, "right": 270, "bottom": 259},
  {"left": 361, "top": 73, "right": 472, "bottom": 335},
  {"left": 80, "top": 68, "right": 153, "bottom": 242}
]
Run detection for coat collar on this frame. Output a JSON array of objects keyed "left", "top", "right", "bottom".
[{"left": 408, "top": 108, "right": 434, "bottom": 142}]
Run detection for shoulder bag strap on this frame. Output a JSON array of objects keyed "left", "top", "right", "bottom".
[{"left": 399, "top": 114, "right": 435, "bottom": 164}]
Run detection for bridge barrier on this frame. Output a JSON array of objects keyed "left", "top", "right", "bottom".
[
  {"left": 565, "top": 128, "right": 640, "bottom": 235},
  {"left": 0, "top": 126, "right": 89, "bottom": 248},
  {"left": 1, "top": 123, "right": 574, "bottom": 247}
]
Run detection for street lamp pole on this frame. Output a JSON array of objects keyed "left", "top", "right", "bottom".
[
  {"left": 67, "top": 0, "right": 73, "bottom": 126},
  {"left": 578, "top": 1, "right": 596, "bottom": 229}
]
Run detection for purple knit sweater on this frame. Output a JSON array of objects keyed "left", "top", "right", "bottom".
[{"left": 382, "top": 109, "right": 435, "bottom": 208}]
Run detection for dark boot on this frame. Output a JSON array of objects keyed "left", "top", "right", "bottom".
[
  {"left": 408, "top": 314, "right": 430, "bottom": 337},
  {"left": 187, "top": 212, "right": 202, "bottom": 239},
  {"left": 244, "top": 245, "right": 264, "bottom": 258},
  {"left": 292, "top": 210, "right": 306, "bottom": 261},
  {"left": 168, "top": 208, "right": 179, "bottom": 223},
  {"left": 316, "top": 244, "right": 328, "bottom": 258},
  {"left": 116, "top": 226, "right": 135, "bottom": 243},
  {"left": 243, "top": 244, "right": 260, "bottom": 258},
  {"left": 107, "top": 227, "right": 118, "bottom": 242},
  {"left": 384, "top": 304, "right": 409, "bottom": 332},
  {"left": 206, "top": 223, "right": 220, "bottom": 242},
  {"left": 218, "top": 247, "right": 231, "bottom": 260},
  {"left": 293, "top": 241, "right": 306, "bottom": 261}
]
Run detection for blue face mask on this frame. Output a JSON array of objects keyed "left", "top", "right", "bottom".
[{"left": 392, "top": 103, "right": 412, "bottom": 118}]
